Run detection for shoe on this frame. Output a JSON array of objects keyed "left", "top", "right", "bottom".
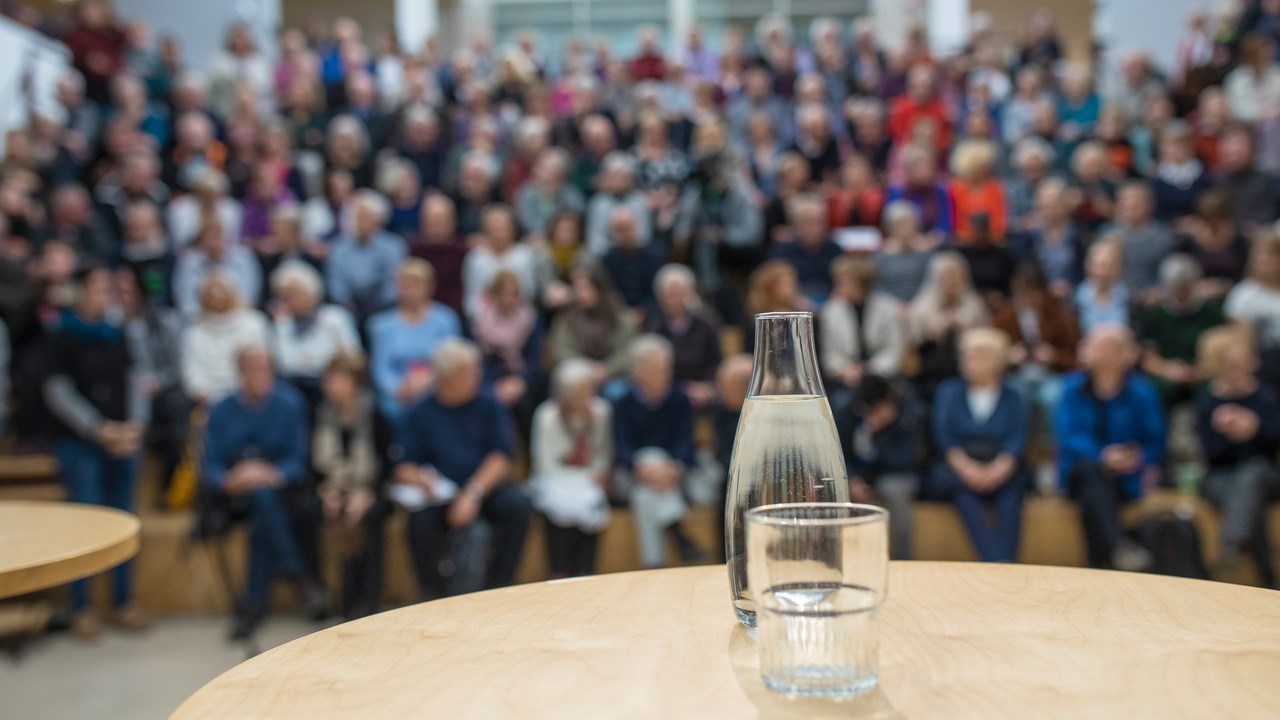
[
  {"left": 229, "top": 608, "right": 264, "bottom": 642},
  {"left": 1112, "top": 539, "right": 1153, "bottom": 573},
  {"left": 69, "top": 610, "right": 102, "bottom": 641},
  {"left": 299, "top": 581, "right": 329, "bottom": 622},
  {"left": 111, "top": 605, "right": 150, "bottom": 633}
]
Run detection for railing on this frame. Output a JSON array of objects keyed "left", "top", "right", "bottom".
[{"left": 0, "top": 15, "right": 70, "bottom": 154}]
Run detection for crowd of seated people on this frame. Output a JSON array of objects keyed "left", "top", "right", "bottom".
[{"left": 5, "top": 0, "right": 1280, "bottom": 642}]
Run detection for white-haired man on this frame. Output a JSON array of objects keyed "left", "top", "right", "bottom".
[
  {"left": 612, "top": 335, "right": 702, "bottom": 568},
  {"left": 326, "top": 190, "right": 407, "bottom": 326},
  {"left": 203, "top": 346, "right": 326, "bottom": 640},
  {"left": 395, "top": 339, "right": 531, "bottom": 595}
]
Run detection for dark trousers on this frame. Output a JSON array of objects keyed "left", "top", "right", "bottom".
[
  {"left": 933, "top": 464, "right": 1024, "bottom": 563},
  {"left": 56, "top": 438, "right": 138, "bottom": 610},
  {"left": 1202, "top": 458, "right": 1279, "bottom": 588},
  {"left": 339, "top": 500, "right": 388, "bottom": 619},
  {"left": 1070, "top": 463, "right": 1128, "bottom": 568},
  {"left": 543, "top": 518, "right": 600, "bottom": 578},
  {"left": 406, "top": 482, "right": 531, "bottom": 597},
  {"left": 243, "top": 486, "right": 309, "bottom": 611}
]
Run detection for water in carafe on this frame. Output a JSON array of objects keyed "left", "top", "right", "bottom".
[{"left": 725, "top": 313, "right": 849, "bottom": 628}]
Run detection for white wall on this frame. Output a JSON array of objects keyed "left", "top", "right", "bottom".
[
  {"left": 1094, "top": 0, "right": 1215, "bottom": 74},
  {"left": 114, "top": 0, "right": 281, "bottom": 66},
  {"left": 0, "top": 16, "right": 69, "bottom": 154}
]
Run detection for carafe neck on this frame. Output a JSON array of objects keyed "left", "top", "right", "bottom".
[{"left": 748, "top": 312, "right": 825, "bottom": 398}]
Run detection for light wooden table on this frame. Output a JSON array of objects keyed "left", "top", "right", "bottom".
[
  {"left": 0, "top": 500, "right": 140, "bottom": 599},
  {"left": 171, "top": 563, "right": 1280, "bottom": 720}
]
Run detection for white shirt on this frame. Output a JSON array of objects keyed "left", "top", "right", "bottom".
[
  {"left": 967, "top": 387, "right": 1000, "bottom": 424},
  {"left": 181, "top": 309, "right": 272, "bottom": 402},
  {"left": 461, "top": 244, "right": 541, "bottom": 319},
  {"left": 1226, "top": 280, "right": 1280, "bottom": 347},
  {"left": 1225, "top": 65, "right": 1280, "bottom": 123},
  {"left": 166, "top": 196, "right": 243, "bottom": 249},
  {"left": 274, "top": 305, "right": 361, "bottom": 380}
]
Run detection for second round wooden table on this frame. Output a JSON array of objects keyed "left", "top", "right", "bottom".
[
  {"left": 0, "top": 500, "right": 140, "bottom": 599},
  {"left": 171, "top": 562, "right": 1280, "bottom": 719}
]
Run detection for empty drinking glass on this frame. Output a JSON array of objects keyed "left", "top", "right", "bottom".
[{"left": 746, "top": 503, "right": 889, "bottom": 699}]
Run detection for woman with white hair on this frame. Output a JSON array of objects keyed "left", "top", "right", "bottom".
[
  {"left": 584, "top": 151, "right": 652, "bottom": 255},
  {"left": 643, "top": 264, "right": 722, "bottom": 407},
  {"left": 272, "top": 260, "right": 361, "bottom": 407},
  {"left": 930, "top": 328, "right": 1029, "bottom": 562},
  {"left": 181, "top": 272, "right": 272, "bottom": 405},
  {"left": 875, "top": 199, "right": 933, "bottom": 303},
  {"left": 325, "top": 114, "right": 374, "bottom": 188},
  {"left": 530, "top": 359, "right": 613, "bottom": 578}
]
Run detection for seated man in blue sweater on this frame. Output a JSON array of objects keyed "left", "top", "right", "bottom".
[
  {"left": 394, "top": 339, "right": 531, "bottom": 596},
  {"left": 202, "top": 347, "right": 327, "bottom": 640},
  {"left": 613, "top": 334, "right": 702, "bottom": 568},
  {"left": 1056, "top": 325, "right": 1167, "bottom": 571}
]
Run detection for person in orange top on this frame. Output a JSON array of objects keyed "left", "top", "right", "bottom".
[
  {"left": 888, "top": 65, "right": 952, "bottom": 154},
  {"left": 827, "top": 153, "right": 885, "bottom": 228},
  {"left": 948, "top": 139, "right": 1007, "bottom": 245}
]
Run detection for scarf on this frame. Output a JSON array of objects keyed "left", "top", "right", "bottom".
[
  {"left": 1157, "top": 159, "right": 1203, "bottom": 190},
  {"left": 472, "top": 300, "right": 536, "bottom": 375},
  {"left": 559, "top": 405, "right": 595, "bottom": 468},
  {"left": 312, "top": 392, "right": 378, "bottom": 494},
  {"left": 60, "top": 308, "right": 123, "bottom": 342}
]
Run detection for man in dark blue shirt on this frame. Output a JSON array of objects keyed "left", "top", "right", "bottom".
[
  {"left": 839, "top": 375, "right": 924, "bottom": 560},
  {"left": 612, "top": 335, "right": 700, "bottom": 568},
  {"left": 770, "top": 194, "right": 843, "bottom": 304},
  {"left": 202, "top": 347, "right": 326, "bottom": 640},
  {"left": 395, "top": 339, "right": 530, "bottom": 595},
  {"left": 601, "top": 205, "right": 662, "bottom": 311}
]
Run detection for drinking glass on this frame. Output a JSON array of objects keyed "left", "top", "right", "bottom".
[{"left": 746, "top": 502, "right": 889, "bottom": 699}]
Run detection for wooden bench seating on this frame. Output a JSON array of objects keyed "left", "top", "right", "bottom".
[
  {"left": 0, "top": 454, "right": 63, "bottom": 502},
  {"left": 105, "top": 492, "right": 1277, "bottom": 615}
]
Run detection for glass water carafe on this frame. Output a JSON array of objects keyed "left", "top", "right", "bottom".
[{"left": 725, "top": 312, "right": 850, "bottom": 628}]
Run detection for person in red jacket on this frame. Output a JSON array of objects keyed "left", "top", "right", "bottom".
[
  {"left": 948, "top": 139, "right": 1007, "bottom": 245},
  {"left": 62, "top": 0, "right": 127, "bottom": 105},
  {"left": 889, "top": 65, "right": 952, "bottom": 154},
  {"left": 630, "top": 26, "right": 667, "bottom": 82}
]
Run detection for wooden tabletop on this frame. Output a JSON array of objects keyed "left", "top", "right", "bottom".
[
  {"left": 0, "top": 500, "right": 140, "bottom": 599},
  {"left": 171, "top": 563, "right": 1280, "bottom": 720}
]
